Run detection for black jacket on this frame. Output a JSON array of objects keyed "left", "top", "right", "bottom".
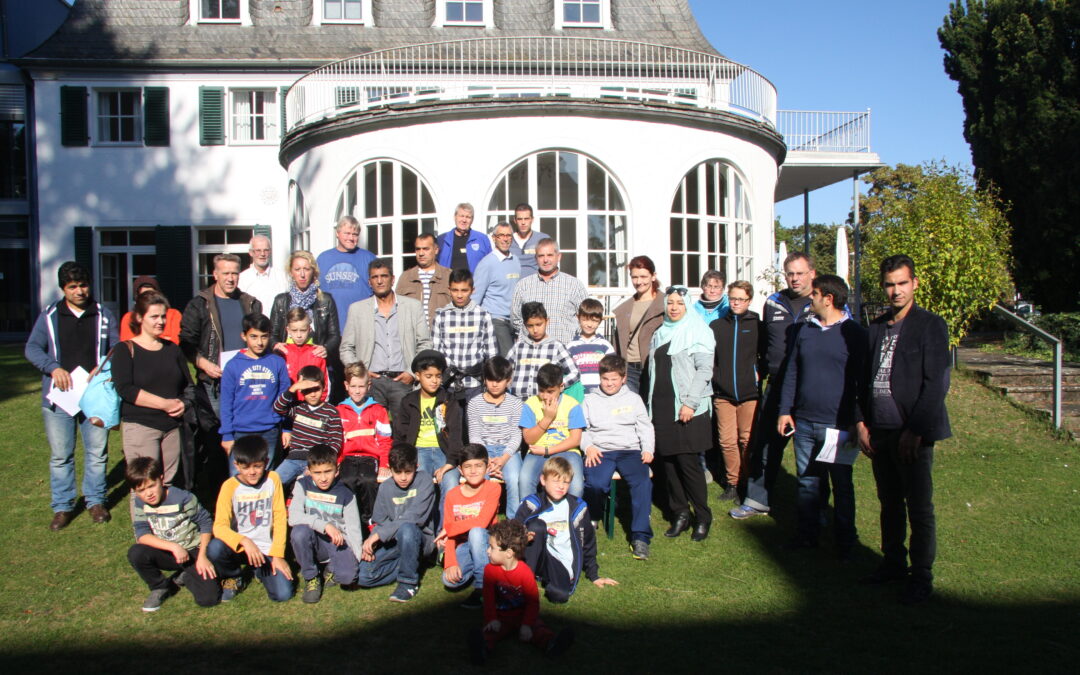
[
  {"left": 179, "top": 287, "right": 261, "bottom": 384},
  {"left": 393, "top": 388, "right": 464, "bottom": 467},
  {"left": 513, "top": 492, "right": 599, "bottom": 592},
  {"left": 761, "top": 289, "right": 813, "bottom": 378},
  {"left": 859, "top": 305, "right": 952, "bottom": 442},
  {"left": 268, "top": 290, "right": 341, "bottom": 356},
  {"left": 711, "top": 310, "right": 762, "bottom": 403}
]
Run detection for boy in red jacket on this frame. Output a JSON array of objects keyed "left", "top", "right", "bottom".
[
  {"left": 274, "top": 307, "right": 329, "bottom": 401},
  {"left": 336, "top": 361, "right": 392, "bottom": 527}
]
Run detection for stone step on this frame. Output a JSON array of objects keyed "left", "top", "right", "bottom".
[
  {"left": 984, "top": 372, "right": 1080, "bottom": 387},
  {"left": 994, "top": 385, "right": 1080, "bottom": 406},
  {"left": 1028, "top": 404, "right": 1080, "bottom": 440}
]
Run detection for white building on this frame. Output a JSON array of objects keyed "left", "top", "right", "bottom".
[{"left": 10, "top": 0, "right": 880, "bottom": 319}]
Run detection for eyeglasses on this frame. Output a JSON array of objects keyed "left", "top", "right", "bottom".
[
  {"left": 728, "top": 296, "right": 751, "bottom": 304},
  {"left": 492, "top": 233, "right": 512, "bottom": 238},
  {"left": 665, "top": 286, "right": 689, "bottom": 297}
]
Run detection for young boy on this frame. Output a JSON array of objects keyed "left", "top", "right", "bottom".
[
  {"left": 518, "top": 364, "right": 587, "bottom": 501},
  {"left": 219, "top": 313, "right": 290, "bottom": 475},
  {"left": 207, "top": 435, "right": 294, "bottom": 602},
  {"left": 581, "top": 354, "right": 655, "bottom": 560},
  {"left": 506, "top": 301, "right": 579, "bottom": 400},
  {"left": 439, "top": 443, "right": 502, "bottom": 609},
  {"left": 357, "top": 442, "right": 437, "bottom": 602},
  {"left": 565, "top": 298, "right": 615, "bottom": 399},
  {"left": 275, "top": 307, "right": 329, "bottom": 401},
  {"left": 273, "top": 365, "right": 343, "bottom": 486},
  {"left": 336, "top": 361, "right": 392, "bottom": 527},
  {"left": 468, "top": 519, "right": 575, "bottom": 665},
  {"left": 432, "top": 268, "right": 498, "bottom": 397},
  {"left": 126, "top": 457, "right": 219, "bottom": 612},
  {"left": 466, "top": 356, "right": 524, "bottom": 517},
  {"left": 513, "top": 456, "right": 617, "bottom": 603},
  {"left": 289, "top": 444, "right": 365, "bottom": 603}
]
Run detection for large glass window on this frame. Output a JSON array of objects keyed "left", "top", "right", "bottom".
[
  {"left": 231, "top": 89, "right": 278, "bottom": 144},
  {"left": 558, "top": 0, "right": 608, "bottom": 27},
  {"left": 669, "top": 160, "right": 754, "bottom": 286},
  {"left": 202, "top": 0, "right": 241, "bottom": 20},
  {"left": 0, "top": 120, "right": 26, "bottom": 199},
  {"left": 488, "top": 150, "right": 628, "bottom": 287},
  {"left": 97, "top": 229, "right": 156, "bottom": 317},
  {"left": 96, "top": 90, "right": 142, "bottom": 144},
  {"left": 195, "top": 227, "right": 254, "bottom": 292},
  {"left": 324, "top": 0, "right": 364, "bottom": 21}
]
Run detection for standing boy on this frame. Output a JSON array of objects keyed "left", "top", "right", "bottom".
[
  {"left": 337, "top": 361, "right": 392, "bottom": 526},
  {"left": 433, "top": 268, "right": 498, "bottom": 398},
  {"left": 566, "top": 298, "right": 616, "bottom": 398},
  {"left": 466, "top": 356, "right": 524, "bottom": 517},
  {"left": 274, "top": 307, "right": 330, "bottom": 400},
  {"left": 506, "top": 301, "right": 579, "bottom": 401},
  {"left": 273, "top": 365, "right": 344, "bottom": 486},
  {"left": 439, "top": 444, "right": 502, "bottom": 608}
]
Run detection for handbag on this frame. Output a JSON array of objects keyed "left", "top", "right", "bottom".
[{"left": 79, "top": 341, "right": 133, "bottom": 429}]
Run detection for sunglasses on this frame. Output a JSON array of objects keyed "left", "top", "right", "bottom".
[{"left": 665, "top": 286, "right": 689, "bottom": 297}]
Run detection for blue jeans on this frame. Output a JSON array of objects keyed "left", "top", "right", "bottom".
[
  {"left": 228, "top": 427, "right": 279, "bottom": 477},
  {"left": 357, "top": 521, "right": 423, "bottom": 587},
  {"left": 442, "top": 526, "right": 489, "bottom": 590},
  {"left": 290, "top": 524, "right": 359, "bottom": 584},
  {"left": 743, "top": 381, "right": 789, "bottom": 512},
  {"left": 42, "top": 405, "right": 110, "bottom": 512},
  {"left": 418, "top": 446, "right": 460, "bottom": 528},
  {"left": 792, "top": 419, "right": 856, "bottom": 547},
  {"left": 206, "top": 537, "right": 294, "bottom": 602},
  {"left": 583, "top": 450, "right": 654, "bottom": 543},
  {"left": 485, "top": 444, "right": 522, "bottom": 517},
  {"left": 519, "top": 450, "right": 584, "bottom": 503},
  {"left": 275, "top": 458, "right": 307, "bottom": 487}
]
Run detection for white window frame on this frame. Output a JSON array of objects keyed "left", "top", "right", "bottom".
[
  {"left": 190, "top": 0, "right": 252, "bottom": 26},
  {"left": 555, "top": 0, "right": 611, "bottom": 29},
  {"left": 96, "top": 229, "right": 156, "bottom": 318},
  {"left": 229, "top": 88, "right": 279, "bottom": 145},
  {"left": 314, "top": 0, "right": 371, "bottom": 25},
  {"left": 93, "top": 88, "right": 143, "bottom": 146},
  {"left": 289, "top": 181, "right": 310, "bottom": 252},
  {"left": 193, "top": 227, "right": 255, "bottom": 294},
  {"left": 434, "top": 0, "right": 493, "bottom": 27}
]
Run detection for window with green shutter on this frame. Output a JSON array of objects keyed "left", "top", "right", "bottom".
[
  {"left": 199, "top": 86, "right": 225, "bottom": 146},
  {"left": 74, "top": 227, "right": 93, "bottom": 275},
  {"left": 143, "top": 87, "right": 170, "bottom": 146},
  {"left": 60, "top": 86, "right": 88, "bottom": 147},
  {"left": 155, "top": 225, "right": 194, "bottom": 308}
]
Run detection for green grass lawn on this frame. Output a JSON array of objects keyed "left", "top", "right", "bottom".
[{"left": 0, "top": 344, "right": 1077, "bottom": 673}]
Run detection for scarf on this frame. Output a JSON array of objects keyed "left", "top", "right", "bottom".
[
  {"left": 698, "top": 297, "right": 724, "bottom": 311},
  {"left": 650, "top": 294, "right": 715, "bottom": 358},
  {"left": 288, "top": 284, "right": 319, "bottom": 322}
]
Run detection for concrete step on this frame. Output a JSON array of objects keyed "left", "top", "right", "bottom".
[
  {"left": 984, "top": 372, "right": 1080, "bottom": 387},
  {"left": 1027, "top": 404, "right": 1080, "bottom": 440},
  {"left": 994, "top": 385, "right": 1080, "bottom": 407}
]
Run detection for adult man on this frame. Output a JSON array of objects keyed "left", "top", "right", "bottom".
[
  {"left": 730, "top": 252, "right": 817, "bottom": 519},
  {"left": 510, "top": 203, "right": 546, "bottom": 278},
  {"left": 776, "top": 275, "right": 866, "bottom": 558},
  {"left": 26, "top": 262, "right": 119, "bottom": 530},
  {"left": 510, "top": 238, "right": 587, "bottom": 346},
  {"left": 472, "top": 221, "right": 521, "bottom": 355},
  {"left": 317, "top": 216, "right": 377, "bottom": 332},
  {"left": 857, "top": 255, "right": 950, "bottom": 605},
  {"left": 396, "top": 232, "right": 452, "bottom": 327},
  {"left": 436, "top": 203, "right": 490, "bottom": 273},
  {"left": 237, "top": 234, "right": 287, "bottom": 312},
  {"left": 340, "top": 259, "right": 432, "bottom": 422}
]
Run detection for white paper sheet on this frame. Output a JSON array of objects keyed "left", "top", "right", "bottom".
[
  {"left": 816, "top": 427, "right": 858, "bottom": 465},
  {"left": 219, "top": 349, "right": 241, "bottom": 370},
  {"left": 45, "top": 366, "right": 90, "bottom": 416}
]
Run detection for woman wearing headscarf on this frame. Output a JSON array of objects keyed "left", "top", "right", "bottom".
[{"left": 645, "top": 285, "right": 716, "bottom": 541}]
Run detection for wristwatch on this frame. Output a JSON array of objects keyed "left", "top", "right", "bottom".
[{"left": 544, "top": 448, "right": 549, "bottom": 458}]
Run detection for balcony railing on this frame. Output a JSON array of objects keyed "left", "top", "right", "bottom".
[
  {"left": 776, "top": 109, "right": 872, "bottom": 153},
  {"left": 284, "top": 37, "right": 778, "bottom": 134}
]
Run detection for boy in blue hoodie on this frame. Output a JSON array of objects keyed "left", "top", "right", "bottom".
[{"left": 219, "top": 314, "right": 290, "bottom": 476}]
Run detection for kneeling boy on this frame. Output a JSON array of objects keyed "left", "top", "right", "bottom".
[{"left": 440, "top": 443, "right": 502, "bottom": 608}]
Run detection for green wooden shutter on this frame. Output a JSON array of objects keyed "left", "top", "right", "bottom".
[
  {"left": 198, "top": 86, "right": 225, "bottom": 146},
  {"left": 279, "top": 86, "right": 289, "bottom": 139},
  {"left": 143, "top": 87, "right": 170, "bottom": 146},
  {"left": 60, "top": 86, "right": 88, "bottom": 147},
  {"left": 74, "top": 227, "right": 93, "bottom": 276},
  {"left": 155, "top": 225, "right": 194, "bottom": 309}
]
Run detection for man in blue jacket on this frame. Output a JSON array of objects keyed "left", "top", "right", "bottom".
[
  {"left": 25, "top": 261, "right": 119, "bottom": 530},
  {"left": 436, "top": 203, "right": 491, "bottom": 274}
]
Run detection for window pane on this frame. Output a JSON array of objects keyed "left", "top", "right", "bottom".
[
  {"left": 670, "top": 218, "right": 683, "bottom": 251},
  {"left": 489, "top": 180, "right": 505, "bottom": 212},
  {"left": 685, "top": 170, "right": 699, "bottom": 215},
  {"left": 537, "top": 152, "right": 556, "bottom": 210},
  {"left": 671, "top": 184, "right": 683, "bottom": 213},
  {"left": 565, "top": 5, "right": 581, "bottom": 22},
  {"left": 227, "top": 229, "right": 252, "bottom": 244},
  {"left": 402, "top": 219, "right": 419, "bottom": 254},
  {"left": 325, "top": 1, "right": 342, "bottom": 20},
  {"left": 202, "top": 1, "right": 219, "bottom": 20},
  {"left": 364, "top": 164, "right": 377, "bottom": 219},
  {"left": 588, "top": 251, "right": 605, "bottom": 287},
  {"left": 199, "top": 229, "right": 225, "bottom": 246},
  {"left": 539, "top": 217, "right": 558, "bottom": 241},
  {"left": 587, "top": 160, "right": 605, "bottom": 210},
  {"left": 130, "top": 230, "right": 155, "bottom": 246},
  {"left": 608, "top": 252, "right": 621, "bottom": 287},
  {"left": 223, "top": 0, "right": 240, "bottom": 19},
  {"left": 562, "top": 252, "right": 577, "bottom": 278},
  {"left": 558, "top": 152, "right": 579, "bottom": 210},
  {"left": 421, "top": 185, "right": 435, "bottom": 215},
  {"left": 101, "top": 231, "right": 127, "bottom": 247},
  {"left": 465, "top": 2, "right": 483, "bottom": 22},
  {"left": 583, "top": 4, "right": 601, "bottom": 23},
  {"left": 345, "top": 0, "right": 362, "bottom": 20},
  {"left": 366, "top": 224, "right": 379, "bottom": 253},
  {"left": 447, "top": 2, "right": 464, "bottom": 22},
  {"left": 559, "top": 217, "right": 576, "bottom": 250},
  {"left": 686, "top": 219, "right": 699, "bottom": 252},
  {"left": 705, "top": 162, "right": 716, "bottom": 216},
  {"left": 380, "top": 162, "right": 393, "bottom": 218},
  {"left": 670, "top": 254, "right": 683, "bottom": 286},
  {"left": 508, "top": 160, "right": 529, "bottom": 208},
  {"left": 587, "top": 214, "right": 604, "bottom": 251},
  {"left": 402, "top": 167, "right": 418, "bottom": 216},
  {"left": 380, "top": 222, "right": 392, "bottom": 255},
  {"left": 609, "top": 215, "right": 625, "bottom": 249},
  {"left": 132, "top": 254, "right": 156, "bottom": 276},
  {"left": 687, "top": 256, "right": 700, "bottom": 287}
]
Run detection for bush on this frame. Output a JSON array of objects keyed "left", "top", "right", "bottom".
[{"left": 1006, "top": 312, "right": 1080, "bottom": 358}]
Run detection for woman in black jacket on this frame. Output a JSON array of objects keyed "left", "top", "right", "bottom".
[{"left": 269, "top": 250, "right": 341, "bottom": 360}]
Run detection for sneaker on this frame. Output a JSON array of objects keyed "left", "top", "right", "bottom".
[
  {"left": 389, "top": 583, "right": 418, "bottom": 603},
  {"left": 718, "top": 486, "right": 739, "bottom": 501},
  {"left": 170, "top": 569, "right": 188, "bottom": 588},
  {"left": 630, "top": 539, "right": 650, "bottom": 560},
  {"left": 591, "top": 519, "right": 601, "bottom": 532},
  {"left": 901, "top": 579, "right": 933, "bottom": 605},
  {"left": 220, "top": 576, "right": 245, "bottom": 602},
  {"left": 142, "top": 585, "right": 174, "bottom": 612},
  {"left": 460, "top": 589, "right": 483, "bottom": 609},
  {"left": 546, "top": 627, "right": 575, "bottom": 657},
  {"left": 729, "top": 504, "right": 767, "bottom": 520},
  {"left": 302, "top": 575, "right": 323, "bottom": 604},
  {"left": 323, "top": 570, "right": 338, "bottom": 589},
  {"left": 468, "top": 627, "right": 488, "bottom": 665}
]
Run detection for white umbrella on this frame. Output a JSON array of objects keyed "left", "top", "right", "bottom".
[
  {"left": 836, "top": 226, "right": 849, "bottom": 283},
  {"left": 776, "top": 241, "right": 789, "bottom": 289}
]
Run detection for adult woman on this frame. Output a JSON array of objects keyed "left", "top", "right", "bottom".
[
  {"left": 112, "top": 291, "right": 192, "bottom": 485},
  {"left": 269, "top": 250, "right": 341, "bottom": 361},
  {"left": 613, "top": 256, "right": 665, "bottom": 394},
  {"left": 645, "top": 285, "right": 716, "bottom": 541}
]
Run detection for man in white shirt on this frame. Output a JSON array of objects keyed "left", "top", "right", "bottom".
[{"left": 238, "top": 235, "right": 287, "bottom": 315}]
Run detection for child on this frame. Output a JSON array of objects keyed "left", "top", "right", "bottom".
[
  {"left": 207, "top": 435, "right": 294, "bottom": 602},
  {"left": 513, "top": 456, "right": 618, "bottom": 604},
  {"left": 273, "top": 365, "right": 344, "bottom": 486},
  {"left": 126, "top": 457, "right": 219, "bottom": 612},
  {"left": 438, "top": 443, "right": 502, "bottom": 609},
  {"left": 466, "top": 356, "right": 524, "bottom": 517},
  {"left": 219, "top": 313, "right": 290, "bottom": 475},
  {"left": 468, "top": 520, "right": 575, "bottom": 665},
  {"left": 289, "top": 444, "right": 365, "bottom": 604},
  {"left": 336, "top": 361, "right": 392, "bottom": 527},
  {"left": 274, "top": 307, "right": 330, "bottom": 401},
  {"left": 565, "top": 297, "right": 615, "bottom": 400},
  {"left": 518, "top": 363, "right": 587, "bottom": 501},
  {"left": 581, "top": 354, "right": 655, "bottom": 560},
  {"left": 357, "top": 442, "right": 437, "bottom": 602},
  {"left": 432, "top": 268, "right": 498, "bottom": 397},
  {"left": 506, "top": 301, "right": 579, "bottom": 400}
]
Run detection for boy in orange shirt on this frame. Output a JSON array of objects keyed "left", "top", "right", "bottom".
[{"left": 439, "top": 443, "right": 502, "bottom": 609}]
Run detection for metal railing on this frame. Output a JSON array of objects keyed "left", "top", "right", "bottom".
[
  {"left": 284, "top": 37, "right": 778, "bottom": 133},
  {"left": 777, "top": 109, "right": 872, "bottom": 153},
  {"left": 993, "top": 303, "right": 1063, "bottom": 429}
]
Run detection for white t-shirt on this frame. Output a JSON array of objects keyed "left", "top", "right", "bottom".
[{"left": 545, "top": 498, "right": 574, "bottom": 578}]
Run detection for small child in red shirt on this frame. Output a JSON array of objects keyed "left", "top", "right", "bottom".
[
  {"left": 438, "top": 444, "right": 502, "bottom": 609},
  {"left": 336, "top": 361, "right": 392, "bottom": 528},
  {"left": 468, "top": 520, "right": 575, "bottom": 665},
  {"left": 274, "top": 307, "right": 329, "bottom": 401}
]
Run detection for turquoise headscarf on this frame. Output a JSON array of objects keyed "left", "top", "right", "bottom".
[{"left": 650, "top": 286, "right": 716, "bottom": 357}]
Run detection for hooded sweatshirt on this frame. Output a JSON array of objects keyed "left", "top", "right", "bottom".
[{"left": 580, "top": 384, "right": 655, "bottom": 455}]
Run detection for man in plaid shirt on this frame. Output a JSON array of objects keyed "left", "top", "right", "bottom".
[
  {"left": 507, "top": 301, "right": 580, "bottom": 400},
  {"left": 433, "top": 268, "right": 498, "bottom": 396},
  {"left": 510, "top": 238, "right": 587, "bottom": 346}
]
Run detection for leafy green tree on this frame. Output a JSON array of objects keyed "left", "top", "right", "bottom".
[
  {"left": 774, "top": 221, "right": 847, "bottom": 278},
  {"left": 859, "top": 162, "right": 1013, "bottom": 346},
  {"left": 939, "top": 0, "right": 1080, "bottom": 311}
]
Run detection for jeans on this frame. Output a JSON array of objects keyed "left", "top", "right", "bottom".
[
  {"left": 492, "top": 317, "right": 516, "bottom": 357},
  {"left": 206, "top": 537, "right": 294, "bottom": 602},
  {"left": 791, "top": 419, "right": 856, "bottom": 547},
  {"left": 743, "top": 381, "right": 790, "bottom": 512},
  {"left": 357, "top": 521, "right": 423, "bottom": 587},
  {"left": 870, "top": 428, "right": 937, "bottom": 582},
  {"left": 229, "top": 427, "right": 280, "bottom": 477},
  {"left": 583, "top": 450, "right": 654, "bottom": 542},
  {"left": 443, "top": 526, "right": 489, "bottom": 590},
  {"left": 485, "top": 444, "right": 522, "bottom": 517},
  {"left": 369, "top": 376, "right": 412, "bottom": 426},
  {"left": 42, "top": 405, "right": 110, "bottom": 512},
  {"left": 626, "top": 362, "right": 643, "bottom": 396},
  {"left": 418, "top": 446, "right": 460, "bottom": 528},
  {"left": 275, "top": 458, "right": 307, "bottom": 487},
  {"left": 519, "top": 450, "right": 584, "bottom": 503},
  {"left": 290, "top": 524, "right": 360, "bottom": 584}
]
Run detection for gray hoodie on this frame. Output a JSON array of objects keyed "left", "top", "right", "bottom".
[
  {"left": 370, "top": 470, "right": 437, "bottom": 553},
  {"left": 581, "top": 385, "right": 655, "bottom": 456}
]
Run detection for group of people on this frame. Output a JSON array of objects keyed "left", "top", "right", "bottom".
[{"left": 25, "top": 199, "right": 951, "bottom": 652}]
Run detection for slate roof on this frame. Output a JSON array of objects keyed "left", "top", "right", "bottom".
[{"left": 20, "top": 0, "right": 722, "bottom": 66}]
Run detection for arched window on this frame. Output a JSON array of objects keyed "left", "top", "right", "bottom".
[
  {"left": 669, "top": 160, "right": 754, "bottom": 286},
  {"left": 334, "top": 159, "right": 439, "bottom": 271},
  {"left": 487, "top": 150, "right": 628, "bottom": 287}
]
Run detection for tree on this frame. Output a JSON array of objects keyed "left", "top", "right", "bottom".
[
  {"left": 774, "top": 221, "right": 847, "bottom": 278},
  {"left": 860, "top": 162, "right": 1012, "bottom": 346},
  {"left": 939, "top": 0, "right": 1080, "bottom": 311}
]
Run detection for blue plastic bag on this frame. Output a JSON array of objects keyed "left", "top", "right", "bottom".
[{"left": 79, "top": 344, "right": 126, "bottom": 429}]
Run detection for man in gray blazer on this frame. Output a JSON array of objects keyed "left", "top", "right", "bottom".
[{"left": 340, "top": 258, "right": 432, "bottom": 422}]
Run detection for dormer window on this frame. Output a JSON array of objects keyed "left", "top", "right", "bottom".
[
  {"left": 321, "top": 0, "right": 367, "bottom": 23},
  {"left": 192, "top": 0, "right": 251, "bottom": 25},
  {"left": 435, "top": 1, "right": 493, "bottom": 27},
  {"left": 556, "top": 0, "right": 610, "bottom": 29}
]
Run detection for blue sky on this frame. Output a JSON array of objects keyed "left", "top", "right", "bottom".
[{"left": 688, "top": 0, "right": 972, "bottom": 228}]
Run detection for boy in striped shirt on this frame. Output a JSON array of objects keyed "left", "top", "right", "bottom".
[
  {"left": 565, "top": 298, "right": 615, "bottom": 400},
  {"left": 467, "top": 356, "right": 524, "bottom": 516},
  {"left": 273, "top": 365, "right": 344, "bottom": 487}
]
